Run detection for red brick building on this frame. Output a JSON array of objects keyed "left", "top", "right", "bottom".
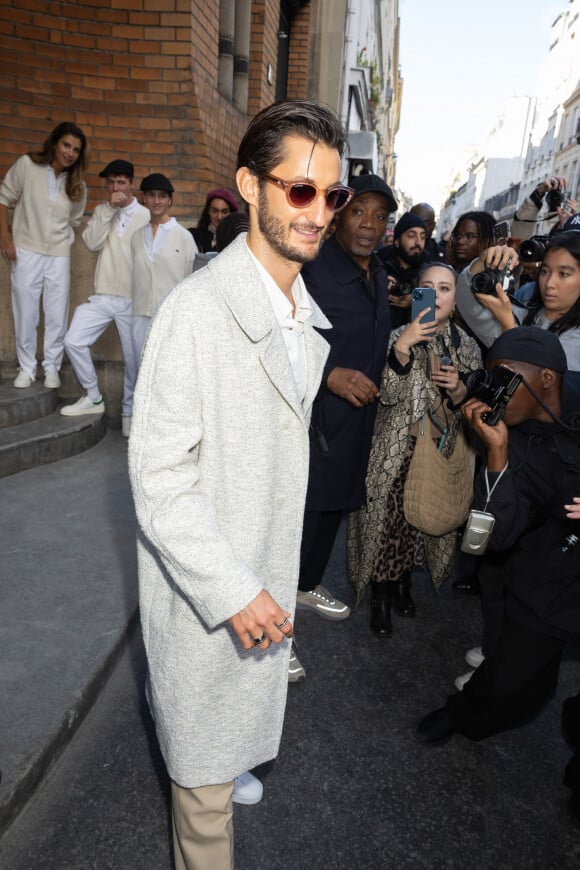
[{"left": 0, "top": 0, "right": 312, "bottom": 403}]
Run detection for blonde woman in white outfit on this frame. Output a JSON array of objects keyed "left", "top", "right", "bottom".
[
  {"left": 61, "top": 159, "right": 149, "bottom": 433},
  {"left": 0, "top": 122, "right": 88, "bottom": 389},
  {"left": 130, "top": 173, "right": 197, "bottom": 377}
]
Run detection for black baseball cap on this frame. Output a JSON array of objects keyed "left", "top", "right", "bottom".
[
  {"left": 349, "top": 174, "right": 397, "bottom": 214},
  {"left": 99, "top": 159, "right": 134, "bottom": 178},
  {"left": 140, "top": 173, "right": 174, "bottom": 194}
]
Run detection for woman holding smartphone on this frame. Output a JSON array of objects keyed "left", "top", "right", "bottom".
[
  {"left": 348, "top": 262, "right": 482, "bottom": 638},
  {"left": 0, "top": 122, "right": 88, "bottom": 389}
]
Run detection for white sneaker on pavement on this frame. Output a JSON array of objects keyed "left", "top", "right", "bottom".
[
  {"left": 455, "top": 670, "right": 475, "bottom": 692},
  {"left": 44, "top": 371, "right": 60, "bottom": 389},
  {"left": 296, "top": 584, "right": 351, "bottom": 620},
  {"left": 465, "top": 646, "right": 485, "bottom": 668},
  {"left": 60, "top": 396, "right": 105, "bottom": 416},
  {"left": 13, "top": 370, "right": 35, "bottom": 389},
  {"left": 232, "top": 771, "right": 263, "bottom": 805},
  {"left": 288, "top": 641, "right": 306, "bottom": 682}
]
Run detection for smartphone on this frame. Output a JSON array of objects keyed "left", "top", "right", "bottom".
[
  {"left": 411, "top": 286, "right": 436, "bottom": 328},
  {"left": 492, "top": 220, "right": 511, "bottom": 245}
]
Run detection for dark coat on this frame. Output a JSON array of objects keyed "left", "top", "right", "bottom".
[
  {"left": 301, "top": 234, "right": 391, "bottom": 511},
  {"left": 474, "top": 421, "right": 580, "bottom": 641}
]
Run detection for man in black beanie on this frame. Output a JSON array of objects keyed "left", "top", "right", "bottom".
[
  {"left": 417, "top": 327, "right": 580, "bottom": 822},
  {"left": 378, "top": 211, "right": 427, "bottom": 327}
]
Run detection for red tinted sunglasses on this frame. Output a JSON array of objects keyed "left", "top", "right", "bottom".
[{"left": 261, "top": 172, "right": 354, "bottom": 213}]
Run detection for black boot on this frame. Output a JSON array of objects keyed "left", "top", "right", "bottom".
[
  {"left": 391, "top": 574, "right": 415, "bottom": 617},
  {"left": 370, "top": 581, "right": 392, "bottom": 638}
]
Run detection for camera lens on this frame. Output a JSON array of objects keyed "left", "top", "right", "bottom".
[
  {"left": 462, "top": 368, "right": 490, "bottom": 394},
  {"left": 519, "top": 237, "right": 548, "bottom": 262},
  {"left": 470, "top": 271, "right": 498, "bottom": 295}
]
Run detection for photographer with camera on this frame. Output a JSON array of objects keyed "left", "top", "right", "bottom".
[
  {"left": 512, "top": 175, "right": 575, "bottom": 241},
  {"left": 417, "top": 327, "right": 580, "bottom": 822},
  {"left": 455, "top": 228, "right": 580, "bottom": 370}
]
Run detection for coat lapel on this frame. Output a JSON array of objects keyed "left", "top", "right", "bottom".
[{"left": 207, "top": 235, "right": 329, "bottom": 421}]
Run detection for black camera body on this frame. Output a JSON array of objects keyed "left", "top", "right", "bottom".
[
  {"left": 546, "top": 187, "right": 569, "bottom": 211},
  {"left": 470, "top": 264, "right": 514, "bottom": 297},
  {"left": 462, "top": 365, "right": 523, "bottom": 425},
  {"left": 519, "top": 235, "right": 549, "bottom": 263}
]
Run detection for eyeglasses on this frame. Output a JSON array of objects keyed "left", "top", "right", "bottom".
[
  {"left": 452, "top": 231, "right": 479, "bottom": 242},
  {"left": 260, "top": 172, "right": 355, "bottom": 213}
]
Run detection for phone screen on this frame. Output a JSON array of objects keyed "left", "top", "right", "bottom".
[
  {"left": 411, "top": 286, "right": 436, "bottom": 326},
  {"left": 492, "top": 221, "right": 510, "bottom": 245}
]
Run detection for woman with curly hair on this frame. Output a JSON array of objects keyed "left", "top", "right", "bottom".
[{"left": 0, "top": 122, "right": 88, "bottom": 388}]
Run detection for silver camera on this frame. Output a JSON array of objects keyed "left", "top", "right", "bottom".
[{"left": 460, "top": 510, "right": 496, "bottom": 555}]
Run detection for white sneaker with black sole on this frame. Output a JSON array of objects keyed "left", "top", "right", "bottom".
[
  {"left": 232, "top": 771, "right": 263, "bottom": 805},
  {"left": 296, "top": 584, "right": 351, "bottom": 620}
]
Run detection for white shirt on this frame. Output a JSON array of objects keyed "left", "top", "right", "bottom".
[
  {"left": 144, "top": 217, "right": 178, "bottom": 262},
  {"left": 115, "top": 196, "right": 141, "bottom": 237},
  {"left": 47, "top": 166, "right": 66, "bottom": 203},
  {"left": 247, "top": 244, "right": 313, "bottom": 402}
]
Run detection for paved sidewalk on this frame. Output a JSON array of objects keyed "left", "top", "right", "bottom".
[{"left": 0, "top": 431, "right": 138, "bottom": 835}]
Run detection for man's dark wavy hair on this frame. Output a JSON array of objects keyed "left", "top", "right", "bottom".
[{"left": 236, "top": 100, "right": 347, "bottom": 176}]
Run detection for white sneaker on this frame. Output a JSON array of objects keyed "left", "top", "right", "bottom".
[
  {"left": 455, "top": 670, "right": 474, "bottom": 692},
  {"left": 232, "top": 771, "right": 263, "bottom": 805},
  {"left": 60, "top": 396, "right": 105, "bottom": 416},
  {"left": 465, "top": 646, "right": 485, "bottom": 668},
  {"left": 296, "top": 585, "right": 351, "bottom": 620},
  {"left": 44, "top": 371, "right": 60, "bottom": 389},
  {"left": 288, "top": 642, "right": 306, "bottom": 683},
  {"left": 13, "top": 370, "right": 34, "bottom": 389},
  {"left": 122, "top": 415, "right": 132, "bottom": 438}
]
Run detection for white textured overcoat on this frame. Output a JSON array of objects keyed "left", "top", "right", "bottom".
[{"left": 129, "top": 235, "right": 330, "bottom": 787}]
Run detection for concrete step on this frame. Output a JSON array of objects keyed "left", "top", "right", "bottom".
[
  {"left": 0, "top": 410, "right": 107, "bottom": 478},
  {"left": 0, "top": 383, "right": 57, "bottom": 429}
]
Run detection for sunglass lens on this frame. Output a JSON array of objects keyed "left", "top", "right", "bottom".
[
  {"left": 327, "top": 188, "right": 351, "bottom": 212},
  {"left": 289, "top": 183, "right": 316, "bottom": 207}
]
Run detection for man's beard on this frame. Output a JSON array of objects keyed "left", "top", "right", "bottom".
[
  {"left": 258, "top": 188, "right": 323, "bottom": 265},
  {"left": 398, "top": 246, "right": 424, "bottom": 268}
]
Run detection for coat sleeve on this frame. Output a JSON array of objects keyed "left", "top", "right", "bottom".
[
  {"left": 82, "top": 202, "right": 116, "bottom": 252},
  {"left": 0, "top": 155, "right": 27, "bottom": 207},
  {"left": 128, "top": 288, "right": 264, "bottom": 630}
]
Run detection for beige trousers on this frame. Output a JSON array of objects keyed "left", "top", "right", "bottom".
[{"left": 171, "top": 779, "right": 235, "bottom": 870}]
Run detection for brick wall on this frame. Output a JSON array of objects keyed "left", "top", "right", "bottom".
[
  {"left": 0, "top": 0, "right": 258, "bottom": 221},
  {"left": 286, "top": 2, "right": 311, "bottom": 99}
]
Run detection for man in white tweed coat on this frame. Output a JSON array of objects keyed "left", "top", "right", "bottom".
[{"left": 128, "top": 100, "right": 352, "bottom": 869}]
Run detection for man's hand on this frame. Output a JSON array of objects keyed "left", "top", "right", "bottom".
[
  {"left": 389, "top": 292, "right": 412, "bottom": 308},
  {"left": 565, "top": 497, "right": 580, "bottom": 520},
  {"left": 326, "top": 367, "right": 379, "bottom": 407},
  {"left": 110, "top": 191, "right": 130, "bottom": 208},
  {"left": 462, "top": 397, "right": 508, "bottom": 470},
  {"left": 228, "top": 589, "right": 293, "bottom": 651}
]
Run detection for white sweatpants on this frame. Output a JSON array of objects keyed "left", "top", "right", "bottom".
[
  {"left": 64, "top": 294, "right": 137, "bottom": 416},
  {"left": 11, "top": 248, "right": 70, "bottom": 377},
  {"left": 130, "top": 315, "right": 152, "bottom": 375}
]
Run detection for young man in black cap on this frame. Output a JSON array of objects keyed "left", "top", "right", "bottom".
[
  {"left": 378, "top": 211, "right": 427, "bottom": 327},
  {"left": 293, "top": 173, "right": 396, "bottom": 678},
  {"left": 61, "top": 159, "right": 149, "bottom": 435},
  {"left": 417, "top": 327, "right": 580, "bottom": 820}
]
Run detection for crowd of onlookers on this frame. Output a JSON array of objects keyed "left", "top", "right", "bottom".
[{"left": 2, "top": 110, "right": 580, "bottom": 863}]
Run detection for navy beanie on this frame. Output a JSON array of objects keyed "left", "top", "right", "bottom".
[{"left": 394, "top": 212, "right": 427, "bottom": 240}]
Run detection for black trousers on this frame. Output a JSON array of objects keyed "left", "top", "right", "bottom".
[
  {"left": 298, "top": 509, "right": 343, "bottom": 592},
  {"left": 446, "top": 610, "right": 564, "bottom": 741}
]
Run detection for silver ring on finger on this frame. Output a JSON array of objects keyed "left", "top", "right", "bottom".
[
  {"left": 253, "top": 633, "right": 267, "bottom": 645},
  {"left": 277, "top": 617, "right": 290, "bottom": 630}
]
